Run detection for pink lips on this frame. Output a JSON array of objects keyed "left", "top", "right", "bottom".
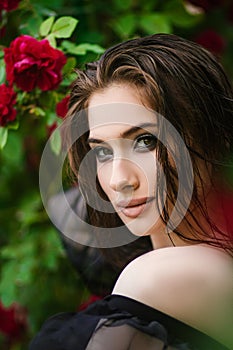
[{"left": 116, "top": 197, "right": 154, "bottom": 218}]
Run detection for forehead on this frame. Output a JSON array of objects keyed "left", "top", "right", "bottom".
[{"left": 88, "top": 84, "right": 156, "bottom": 135}]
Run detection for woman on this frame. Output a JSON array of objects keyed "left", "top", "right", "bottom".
[{"left": 30, "top": 34, "right": 233, "bottom": 349}]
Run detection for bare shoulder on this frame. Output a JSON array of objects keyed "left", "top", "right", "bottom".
[
  {"left": 112, "top": 245, "right": 233, "bottom": 347},
  {"left": 113, "top": 244, "right": 232, "bottom": 297}
]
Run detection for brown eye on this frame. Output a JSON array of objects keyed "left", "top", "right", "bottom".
[{"left": 134, "top": 134, "right": 157, "bottom": 152}]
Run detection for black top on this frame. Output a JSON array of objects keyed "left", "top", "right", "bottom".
[{"left": 29, "top": 294, "right": 229, "bottom": 350}]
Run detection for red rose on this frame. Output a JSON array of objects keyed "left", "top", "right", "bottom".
[
  {"left": 0, "top": 301, "right": 27, "bottom": 340},
  {"left": 194, "top": 29, "right": 226, "bottom": 56},
  {"left": 0, "top": 84, "right": 17, "bottom": 126},
  {"left": 0, "top": 0, "right": 21, "bottom": 11},
  {"left": 4, "top": 35, "right": 67, "bottom": 92},
  {"left": 56, "top": 95, "right": 70, "bottom": 118}
]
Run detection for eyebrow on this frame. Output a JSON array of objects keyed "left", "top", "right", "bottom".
[{"left": 88, "top": 122, "right": 157, "bottom": 144}]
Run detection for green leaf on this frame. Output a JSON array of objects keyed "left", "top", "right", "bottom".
[
  {"left": 46, "top": 111, "right": 58, "bottom": 125},
  {"left": 51, "top": 16, "right": 78, "bottom": 38},
  {"left": 16, "top": 91, "right": 27, "bottom": 104},
  {"left": 16, "top": 257, "right": 35, "bottom": 285},
  {"left": 39, "top": 16, "right": 55, "bottom": 37},
  {"left": 50, "top": 128, "right": 61, "bottom": 155},
  {"left": 61, "top": 41, "right": 85, "bottom": 55},
  {"left": 0, "top": 127, "right": 8, "bottom": 149},
  {"left": 0, "top": 59, "right": 6, "bottom": 84},
  {"left": 0, "top": 261, "right": 18, "bottom": 306},
  {"left": 66, "top": 44, "right": 86, "bottom": 55},
  {"left": 60, "top": 40, "right": 75, "bottom": 52},
  {"left": 45, "top": 33, "right": 57, "bottom": 47},
  {"left": 61, "top": 72, "right": 77, "bottom": 87},
  {"left": 61, "top": 41, "right": 104, "bottom": 56},
  {"left": 62, "top": 56, "right": 77, "bottom": 75},
  {"left": 30, "top": 106, "right": 46, "bottom": 117},
  {"left": 7, "top": 120, "right": 19, "bottom": 130},
  {"left": 75, "top": 43, "right": 104, "bottom": 55},
  {"left": 112, "top": 14, "right": 137, "bottom": 38},
  {"left": 139, "top": 13, "right": 172, "bottom": 34}
]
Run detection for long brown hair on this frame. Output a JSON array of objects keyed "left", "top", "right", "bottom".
[{"left": 66, "top": 33, "right": 233, "bottom": 266}]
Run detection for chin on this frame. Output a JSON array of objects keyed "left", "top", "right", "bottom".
[{"left": 122, "top": 216, "right": 162, "bottom": 237}]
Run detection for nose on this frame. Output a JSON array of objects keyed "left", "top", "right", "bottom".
[{"left": 109, "top": 158, "right": 139, "bottom": 192}]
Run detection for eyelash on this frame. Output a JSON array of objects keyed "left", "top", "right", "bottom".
[
  {"left": 93, "top": 133, "right": 157, "bottom": 163},
  {"left": 93, "top": 146, "right": 113, "bottom": 163},
  {"left": 134, "top": 133, "right": 157, "bottom": 152}
]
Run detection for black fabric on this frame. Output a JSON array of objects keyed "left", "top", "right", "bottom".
[{"left": 29, "top": 295, "right": 229, "bottom": 350}]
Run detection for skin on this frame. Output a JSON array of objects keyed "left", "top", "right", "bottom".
[
  {"left": 88, "top": 83, "right": 200, "bottom": 248},
  {"left": 88, "top": 83, "right": 166, "bottom": 244},
  {"left": 87, "top": 83, "right": 233, "bottom": 348}
]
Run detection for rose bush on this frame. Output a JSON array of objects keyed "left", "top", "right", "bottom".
[
  {"left": 0, "top": 84, "right": 17, "bottom": 126},
  {"left": 4, "top": 35, "right": 67, "bottom": 92},
  {"left": 0, "top": 12, "right": 106, "bottom": 348}
]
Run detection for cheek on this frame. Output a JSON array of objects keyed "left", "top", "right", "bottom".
[
  {"left": 133, "top": 152, "right": 158, "bottom": 191},
  {"left": 97, "top": 164, "right": 112, "bottom": 198}
]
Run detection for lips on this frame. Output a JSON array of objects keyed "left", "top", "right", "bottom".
[{"left": 116, "top": 197, "right": 154, "bottom": 218}]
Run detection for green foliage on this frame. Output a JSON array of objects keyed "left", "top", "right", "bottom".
[
  {"left": 0, "top": 3, "right": 103, "bottom": 348},
  {"left": 111, "top": 13, "right": 137, "bottom": 38},
  {"left": 0, "top": 128, "right": 8, "bottom": 149},
  {"left": 61, "top": 41, "right": 104, "bottom": 55},
  {"left": 39, "top": 16, "right": 55, "bottom": 36},
  {"left": 50, "top": 16, "right": 78, "bottom": 38},
  {"left": 0, "top": 59, "right": 6, "bottom": 84},
  {"left": 139, "top": 13, "right": 172, "bottom": 34},
  {"left": 39, "top": 16, "right": 79, "bottom": 47}
]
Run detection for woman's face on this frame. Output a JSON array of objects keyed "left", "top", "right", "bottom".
[{"left": 87, "top": 84, "right": 166, "bottom": 236}]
